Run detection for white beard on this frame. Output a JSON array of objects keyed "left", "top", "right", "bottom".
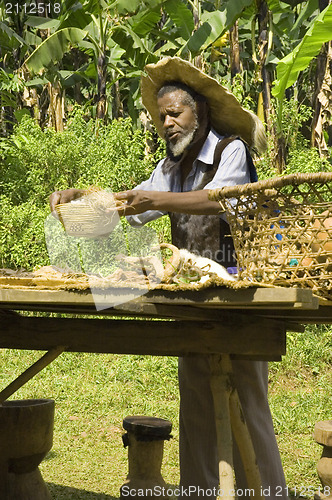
[
  {"left": 167, "top": 113, "right": 199, "bottom": 158},
  {"left": 168, "top": 128, "right": 197, "bottom": 157}
]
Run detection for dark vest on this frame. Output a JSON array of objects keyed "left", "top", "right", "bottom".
[{"left": 169, "top": 136, "right": 257, "bottom": 268}]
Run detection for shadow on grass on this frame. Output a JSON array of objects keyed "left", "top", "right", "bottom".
[{"left": 47, "top": 483, "right": 118, "bottom": 499}]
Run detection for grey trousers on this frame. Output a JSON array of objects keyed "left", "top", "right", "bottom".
[{"left": 178, "top": 356, "right": 288, "bottom": 500}]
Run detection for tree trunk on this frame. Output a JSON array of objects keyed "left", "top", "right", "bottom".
[
  {"left": 192, "top": 0, "right": 203, "bottom": 69},
  {"left": 257, "top": 1, "right": 272, "bottom": 132},
  {"left": 72, "top": 48, "right": 86, "bottom": 106},
  {"left": 48, "top": 81, "right": 64, "bottom": 132},
  {"left": 257, "top": 0, "right": 285, "bottom": 171},
  {"left": 111, "top": 79, "right": 123, "bottom": 120},
  {"left": 310, "top": 0, "right": 332, "bottom": 156},
  {"left": 230, "top": 21, "right": 241, "bottom": 80},
  {"left": 96, "top": 54, "right": 108, "bottom": 120}
]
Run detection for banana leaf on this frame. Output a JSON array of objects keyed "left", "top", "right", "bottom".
[
  {"left": 24, "top": 28, "right": 87, "bottom": 74},
  {"left": 181, "top": 0, "right": 253, "bottom": 56},
  {"left": 272, "top": 3, "right": 332, "bottom": 132}
]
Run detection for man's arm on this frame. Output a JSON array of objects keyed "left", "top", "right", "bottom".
[{"left": 113, "top": 189, "right": 223, "bottom": 216}]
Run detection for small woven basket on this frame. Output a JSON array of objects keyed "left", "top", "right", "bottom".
[
  {"left": 209, "top": 172, "right": 332, "bottom": 299},
  {"left": 55, "top": 191, "right": 119, "bottom": 238}
]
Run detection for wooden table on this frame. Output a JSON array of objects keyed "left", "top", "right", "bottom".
[{"left": 0, "top": 285, "right": 331, "bottom": 499}]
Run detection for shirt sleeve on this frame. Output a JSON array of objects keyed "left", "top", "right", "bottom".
[
  {"left": 203, "top": 139, "right": 250, "bottom": 190},
  {"left": 203, "top": 139, "right": 250, "bottom": 223},
  {"left": 126, "top": 159, "right": 169, "bottom": 227}
]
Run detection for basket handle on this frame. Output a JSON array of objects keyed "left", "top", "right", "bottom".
[{"left": 208, "top": 172, "right": 332, "bottom": 201}]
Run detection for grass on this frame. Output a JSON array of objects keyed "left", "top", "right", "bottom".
[{"left": 0, "top": 323, "right": 331, "bottom": 499}]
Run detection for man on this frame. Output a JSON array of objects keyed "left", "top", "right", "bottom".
[{"left": 50, "top": 57, "right": 288, "bottom": 499}]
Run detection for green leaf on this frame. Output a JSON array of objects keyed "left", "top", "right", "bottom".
[
  {"left": 25, "top": 28, "right": 87, "bottom": 74},
  {"left": 129, "top": 9, "right": 161, "bottom": 36},
  {"left": 24, "top": 16, "right": 60, "bottom": 29},
  {"left": 0, "top": 21, "right": 28, "bottom": 47},
  {"left": 25, "top": 31, "right": 42, "bottom": 47},
  {"left": 58, "top": 70, "right": 86, "bottom": 88},
  {"left": 84, "top": 62, "right": 98, "bottom": 79},
  {"left": 85, "top": 0, "right": 108, "bottom": 14},
  {"left": 183, "top": 0, "right": 253, "bottom": 56},
  {"left": 112, "top": 24, "right": 155, "bottom": 58},
  {"left": 209, "top": 0, "right": 254, "bottom": 26},
  {"left": 183, "top": 11, "right": 225, "bottom": 55},
  {"left": 106, "top": 40, "right": 126, "bottom": 60},
  {"left": 164, "top": 0, "right": 195, "bottom": 40},
  {"left": 267, "top": 0, "right": 292, "bottom": 14},
  {"left": 14, "top": 109, "right": 31, "bottom": 123},
  {"left": 114, "top": 0, "right": 141, "bottom": 14},
  {"left": 289, "top": 0, "right": 319, "bottom": 39},
  {"left": 0, "top": 30, "right": 20, "bottom": 51},
  {"left": 154, "top": 39, "right": 182, "bottom": 56},
  {"left": 272, "top": 2, "right": 332, "bottom": 120},
  {"left": 58, "top": 9, "right": 93, "bottom": 30},
  {"left": 25, "top": 77, "right": 49, "bottom": 86}
]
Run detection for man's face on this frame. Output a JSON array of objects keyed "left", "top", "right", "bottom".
[{"left": 157, "top": 89, "right": 199, "bottom": 159}]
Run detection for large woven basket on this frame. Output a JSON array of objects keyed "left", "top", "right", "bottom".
[{"left": 209, "top": 172, "right": 332, "bottom": 298}]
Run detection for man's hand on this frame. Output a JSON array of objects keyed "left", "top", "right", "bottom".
[
  {"left": 113, "top": 189, "right": 224, "bottom": 216},
  {"left": 112, "top": 190, "right": 154, "bottom": 216},
  {"left": 49, "top": 188, "right": 86, "bottom": 212}
]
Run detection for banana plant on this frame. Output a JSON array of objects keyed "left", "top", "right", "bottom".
[
  {"left": 181, "top": 0, "right": 254, "bottom": 57},
  {"left": 24, "top": 26, "right": 88, "bottom": 130},
  {"left": 23, "top": 0, "right": 165, "bottom": 123},
  {"left": 272, "top": 2, "right": 332, "bottom": 134}
]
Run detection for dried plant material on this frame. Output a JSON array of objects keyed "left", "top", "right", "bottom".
[
  {"left": 158, "top": 243, "right": 182, "bottom": 283},
  {"left": 114, "top": 253, "right": 164, "bottom": 282},
  {"left": 111, "top": 243, "right": 213, "bottom": 285}
]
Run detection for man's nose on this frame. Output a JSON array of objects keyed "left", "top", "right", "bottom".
[{"left": 163, "top": 114, "right": 174, "bottom": 128}]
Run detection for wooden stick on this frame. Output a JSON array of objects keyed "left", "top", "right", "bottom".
[
  {"left": 209, "top": 354, "right": 235, "bottom": 500},
  {"left": 229, "top": 390, "right": 265, "bottom": 499},
  {"left": 0, "top": 346, "right": 67, "bottom": 405}
]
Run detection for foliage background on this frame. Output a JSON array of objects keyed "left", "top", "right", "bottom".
[
  {"left": 0, "top": 110, "right": 169, "bottom": 269},
  {"left": 0, "top": 1, "right": 332, "bottom": 498},
  {"left": 0, "top": 99, "right": 330, "bottom": 271}
]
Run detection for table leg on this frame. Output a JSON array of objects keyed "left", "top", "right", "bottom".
[
  {"left": 229, "top": 389, "right": 264, "bottom": 499},
  {"left": 209, "top": 354, "right": 235, "bottom": 500},
  {"left": 208, "top": 354, "right": 264, "bottom": 500}
]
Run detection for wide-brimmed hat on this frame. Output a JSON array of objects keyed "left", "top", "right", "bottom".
[{"left": 141, "top": 57, "right": 267, "bottom": 152}]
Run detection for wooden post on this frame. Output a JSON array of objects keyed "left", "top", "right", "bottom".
[
  {"left": 314, "top": 420, "right": 332, "bottom": 500},
  {"left": 229, "top": 390, "right": 264, "bottom": 499},
  {"left": 209, "top": 354, "right": 264, "bottom": 499},
  {"left": 209, "top": 354, "right": 235, "bottom": 500},
  {"left": 120, "top": 416, "right": 172, "bottom": 499}
]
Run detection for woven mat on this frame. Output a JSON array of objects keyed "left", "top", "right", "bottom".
[
  {"left": 2, "top": 267, "right": 331, "bottom": 304},
  {"left": 0, "top": 266, "right": 252, "bottom": 292}
]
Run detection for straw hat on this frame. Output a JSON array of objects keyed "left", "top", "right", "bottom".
[{"left": 141, "top": 56, "right": 267, "bottom": 152}]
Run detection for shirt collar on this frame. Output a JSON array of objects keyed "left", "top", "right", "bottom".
[{"left": 196, "top": 128, "right": 223, "bottom": 165}]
